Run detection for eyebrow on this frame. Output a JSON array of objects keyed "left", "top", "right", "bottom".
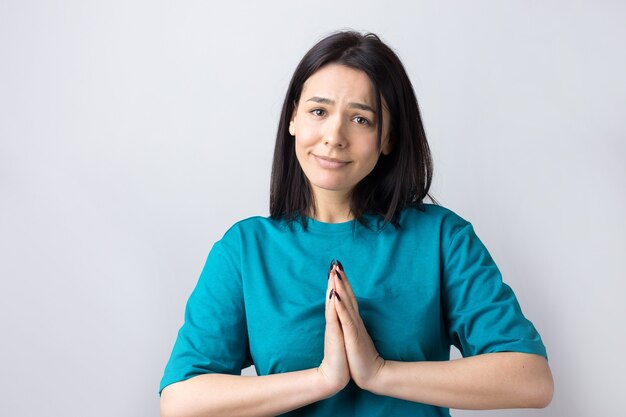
[{"left": 305, "top": 96, "right": 375, "bottom": 113}]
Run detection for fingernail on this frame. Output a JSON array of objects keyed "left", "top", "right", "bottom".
[
  {"left": 334, "top": 291, "right": 342, "bottom": 302},
  {"left": 335, "top": 259, "right": 344, "bottom": 272},
  {"left": 335, "top": 271, "right": 342, "bottom": 281},
  {"left": 329, "top": 288, "right": 334, "bottom": 299},
  {"left": 328, "top": 259, "right": 334, "bottom": 279}
]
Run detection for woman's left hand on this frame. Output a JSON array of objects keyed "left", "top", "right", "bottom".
[{"left": 330, "top": 264, "right": 386, "bottom": 390}]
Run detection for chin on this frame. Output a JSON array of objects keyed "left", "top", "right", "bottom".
[
  {"left": 302, "top": 169, "right": 358, "bottom": 194},
  {"left": 310, "top": 179, "right": 354, "bottom": 193}
]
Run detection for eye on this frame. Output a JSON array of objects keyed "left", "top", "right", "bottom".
[
  {"left": 311, "top": 108, "right": 326, "bottom": 117},
  {"left": 353, "top": 116, "right": 371, "bottom": 126}
]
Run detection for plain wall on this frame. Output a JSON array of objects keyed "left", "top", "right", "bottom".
[{"left": 1, "top": 1, "right": 624, "bottom": 416}]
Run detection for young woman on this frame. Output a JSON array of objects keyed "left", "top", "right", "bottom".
[{"left": 159, "top": 31, "right": 553, "bottom": 417}]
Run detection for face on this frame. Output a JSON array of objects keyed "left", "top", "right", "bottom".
[{"left": 289, "top": 64, "right": 392, "bottom": 198}]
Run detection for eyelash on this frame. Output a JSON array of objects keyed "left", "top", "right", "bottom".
[
  {"left": 353, "top": 116, "right": 370, "bottom": 126},
  {"left": 310, "top": 108, "right": 372, "bottom": 126}
]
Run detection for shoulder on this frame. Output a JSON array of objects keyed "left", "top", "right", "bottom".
[
  {"left": 225, "top": 215, "right": 288, "bottom": 234},
  {"left": 399, "top": 203, "right": 471, "bottom": 231},
  {"left": 203, "top": 216, "right": 281, "bottom": 264},
  {"left": 216, "top": 215, "right": 289, "bottom": 246},
  {"left": 224, "top": 215, "right": 273, "bottom": 233},
  {"left": 393, "top": 204, "right": 474, "bottom": 250}
]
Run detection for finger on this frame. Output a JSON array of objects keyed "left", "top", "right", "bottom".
[
  {"left": 333, "top": 267, "right": 359, "bottom": 313},
  {"left": 327, "top": 292, "right": 346, "bottom": 350},
  {"left": 326, "top": 291, "right": 338, "bottom": 326},
  {"left": 325, "top": 277, "right": 332, "bottom": 310},
  {"left": 333, "top": 270, "right": 359, "bottom": 318},
  {"left": 325, "top": 261, "right": 337, "bottom": 308},
  {"left": 334, "top": 265, "right": 356, "bottom": 301},
  {"left": 332, "top": 283, "right": 359, "bottom": 338},
  {"left": 326, "top": 272, "right": 342, "bottom": 329}
]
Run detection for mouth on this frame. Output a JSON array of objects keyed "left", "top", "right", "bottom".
[{"left": 312, "top": 154, "right": 351, "bottom": 169}]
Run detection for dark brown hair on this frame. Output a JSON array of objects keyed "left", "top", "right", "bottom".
[{"left": 270, "top": 30, "right": 437, "bottom": 229}]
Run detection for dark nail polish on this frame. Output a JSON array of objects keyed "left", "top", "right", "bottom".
[
  {"left": 335, "top": 259, "right": 344, "bottom": 272},
  {"left": 329, "top": 288, "right": 334, "bottom": 299},
  {"left": 328, "top": 259, "right": 335, "bottom": 278},
  {"left": 334, "top": 291, "right": 342, "bottom": 302},
  {"left": 335, "top": 271, "right": 342, "bottom": 281}
]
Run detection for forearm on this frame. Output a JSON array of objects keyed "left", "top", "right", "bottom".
[
  {"left": 366, "top": 352, "right": 553, "bottom": 410},
  {"left": 160, "top": 368, "right": 334, "bottom": 417}
]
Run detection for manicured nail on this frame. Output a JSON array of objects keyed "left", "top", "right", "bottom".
[
  {"left": 334, "top": 291, "right": 342, "bottom": 302},
  {"left": 328, "top": 259, "right": 335, "bottom": 279},
  {"left": 335, "top": 259, "right": 344, "bottom": 272},
  {"left": 329, "top": 288, "right": 334, "bottom": 299},
  {"left": 335, "top": 270, "right": 342, "bottom": 281}
]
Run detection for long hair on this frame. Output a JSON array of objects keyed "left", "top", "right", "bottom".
[{"left": 270, "top": 30, "right": 437, "bottom": 229}]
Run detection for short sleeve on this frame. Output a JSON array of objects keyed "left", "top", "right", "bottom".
[
  {"left": 159, "top": 235, "right": 253, "bottom": 395},
  {"left": 442, "top": 219, "right": 548, "bottom": 361}
]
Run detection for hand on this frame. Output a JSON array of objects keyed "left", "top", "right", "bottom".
[
  {"left": 317, "top": 262, "right": 351, "bottom": 396},
  {"left": 330, "top": 263, "right": 386, "bottom": 391}
]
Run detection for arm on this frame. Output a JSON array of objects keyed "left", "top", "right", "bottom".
[
  {"left": 160, "top": 368, "right": 336, "bottom": 417},
  {"left": 329, "top": 265, "right": 553, "bottom": 411},
  {"left": 161, "top": 265, "right": 350, "bottom": 417},
  {"left": 365, "top": 352, "right": 553, "bottom": 410}
]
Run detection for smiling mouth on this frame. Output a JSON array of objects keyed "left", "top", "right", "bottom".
[{"left": 313, "top": 154, "right": 351, "bottom": 169}]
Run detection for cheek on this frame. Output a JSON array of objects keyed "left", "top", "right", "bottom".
[
  {"left": 294, "top": 122, "right": 317, "bottom": 144},
  {"left": 359, "top": 143, "right": 382, "bottom": 164},
  {"left": 294, "top": 136, "right": 309, "bottom": 158},
  {"left": 294, "top": 142, "right": 306, "bottom": 163},
  {"left": 293, "top": 128, "right": 320, "bottom": 159},
  {"left": 354, "top": 146, "right": 383, "bottom": 177},
  {"left": 294, "top": 136, "right": 313, "bottom": 169}
]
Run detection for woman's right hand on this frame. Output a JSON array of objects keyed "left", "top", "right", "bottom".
[{"left": 317, "top": 266, "right": 351, "bottom": 396}]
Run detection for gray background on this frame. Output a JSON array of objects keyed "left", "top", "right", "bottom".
[{"left": 1, "top": 1, "right": 624, "bottom": 416}]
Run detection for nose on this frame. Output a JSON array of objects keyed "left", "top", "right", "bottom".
[{"left": 323, "top": 116, "right": 347, "bottom": 148}]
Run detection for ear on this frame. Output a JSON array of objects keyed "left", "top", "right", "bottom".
[
  {"left": 289, "top": 117, "right": 296, "bottom": 136},
  {"left": 288, "top": 102, "right": 297, "bottom": 136}
]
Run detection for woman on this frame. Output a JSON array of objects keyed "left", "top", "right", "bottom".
[{"left": 159, "top": 31, "right": 553, "bottom": 417}]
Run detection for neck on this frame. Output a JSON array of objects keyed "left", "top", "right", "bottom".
[{"left": 309, "top": 188, "right": 353, "bottom": 223}]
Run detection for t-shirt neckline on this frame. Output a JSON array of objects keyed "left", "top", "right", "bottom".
[
  {"left": 304, "top": 216, "right": 356, "bottom": 233},
  {"left": 302, "top": 212, "right": 384, "bottom": 234}
]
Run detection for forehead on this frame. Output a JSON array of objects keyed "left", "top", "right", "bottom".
[{"left": 301, "top": 64, "right": 375, "bottom": 103}]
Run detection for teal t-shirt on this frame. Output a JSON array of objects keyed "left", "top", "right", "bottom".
[{"left": 159, "top": 204, "right": 547, "bottom": 416}]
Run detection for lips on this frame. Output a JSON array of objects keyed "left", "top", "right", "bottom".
[
  {"left": 315, "top": 155, "right": 349, "bottom": 163},
  {"left": 313, "top": 154, "right": 350, "bottom": 169}
]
